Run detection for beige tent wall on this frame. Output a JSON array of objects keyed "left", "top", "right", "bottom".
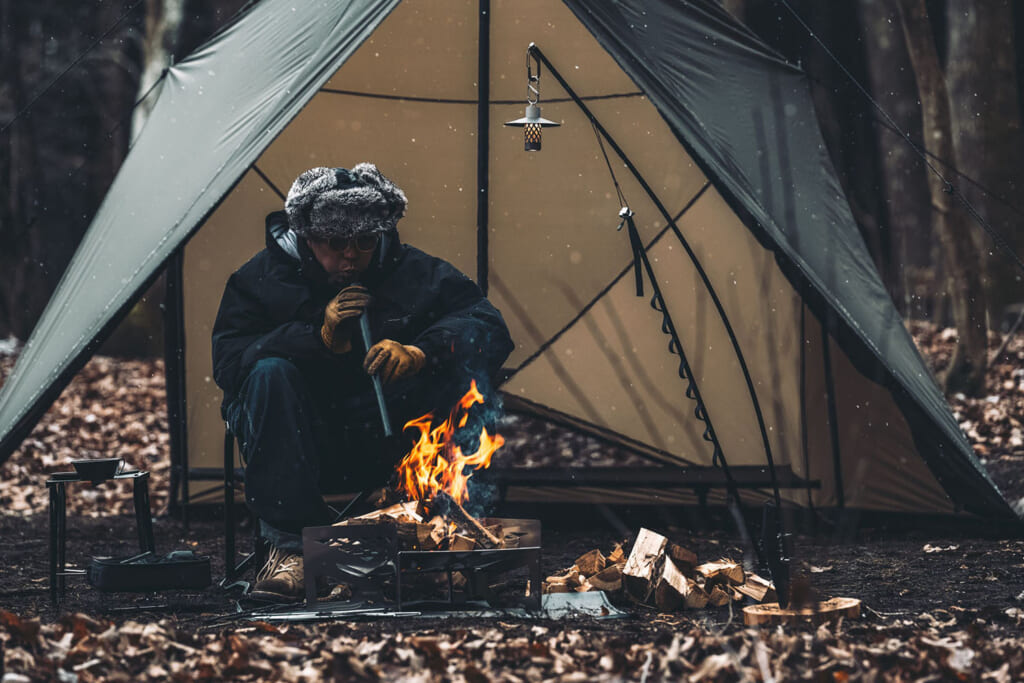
[
  {"left": 184, "top": 171, "right": 282, "bottom": 500},
  {"left": 800, "top": 313, "right": 953, "bottom": 512},
  {"left": 180, "top": 0, "right": 957, "bottom": 512}
]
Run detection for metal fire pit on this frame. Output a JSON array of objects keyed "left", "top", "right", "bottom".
[{"left": 302, "top": 518, "right": 542, "bottom": 611}]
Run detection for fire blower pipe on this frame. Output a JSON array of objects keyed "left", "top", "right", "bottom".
[{"left": 360, "top": 311, "right": 393, "bottom": 438}]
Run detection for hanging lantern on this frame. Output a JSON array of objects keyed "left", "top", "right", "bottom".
[{"left": 504, "top": 46, "right": 560, "bottom": 151}]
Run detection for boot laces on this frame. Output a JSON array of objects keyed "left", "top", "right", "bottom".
[{"left": 256, "top": 546, "right": 302, "bottom": 582}]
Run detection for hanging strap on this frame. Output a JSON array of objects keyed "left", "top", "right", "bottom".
[
  {"left": 618, "top": 209, "right": 645, "bottom": 297},
  {"left": 595, "top": 120, "right": 646, "bottom": 297}
]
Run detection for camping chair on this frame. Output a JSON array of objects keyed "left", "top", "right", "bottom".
[{"left": 221, "top": 421, "right": 380, "bottom": 590}]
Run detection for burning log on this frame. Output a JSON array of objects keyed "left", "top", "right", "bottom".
[
  {"left": 431, "top": 492, "right": 502, "bottom": 549},
  {"left": 449, "top": 534, "right": 476, "bottom": 551}
]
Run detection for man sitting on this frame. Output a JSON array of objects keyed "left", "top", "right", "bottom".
[{"left": 212, "top": 164, "right": 514, "bottom": 601}]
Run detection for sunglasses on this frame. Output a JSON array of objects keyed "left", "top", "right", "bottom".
[{"left": 311, "top": 234, "right": 380, "bottom": 253}]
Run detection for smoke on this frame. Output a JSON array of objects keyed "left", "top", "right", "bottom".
[{"left": 452, "top": 371, "right": 505, "bottom": 519}]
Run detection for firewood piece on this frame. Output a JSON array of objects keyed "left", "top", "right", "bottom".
[
  {"left": 654, "top": 559, "right": 690, "bottom": 611},
  {"left": 707, "top": 585, "right": 731, "bottom": 607},
  {"left": 574, "top": 549, "right": 607, "bottom": 578},
  {"left": 483, "top": 523, "right": 504, "bottom": 541},
  {"left": 622, "top": 528, "right": 668, "bottom": 603},
  {"left": 684, "top": 577, "right": 709, "bottom": 609},
  {"left": 449, "top": 534, "right": 476, "bottom": 551},
  {"left": 667, "top": 543, "right": 698, "bottom": 571},
  {"left": 395, "top": 522, "right": 437, "bottom": 550},
  {"left": 427, "top": 516, "right": 448, "bottom": 547},
  {"left": 607, "top": 542, "right": 626, "bottom": 566},
  {"left": 697, "top": 559, "right": 745, "bottom": 586},
  {"left": 348, "top": 500, "right": 423, "bottom": 523},
  {"left": 742, "top": 597, "right": 861, "bottom": 626},
  {"left": 546, "top": 567, "right": 582, "bottom": 588},
  {"left": 575, "top": 579, "right": 595, "bottom": 593},
  {"left": 733, "top": 573, "right": 777, "bottom": 603},
  {"left": 435, "top": 492, "right": 501, "bottom": 548},
  {"left": 587, "top": 565, "right": 622, "bottom": 593},
  {"left": 544, "top": 581, "right": 571, "bottom": 594}
]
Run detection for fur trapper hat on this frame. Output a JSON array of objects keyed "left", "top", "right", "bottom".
[{"left": 285, "top": 163, "right": 407, "bottom": 239}]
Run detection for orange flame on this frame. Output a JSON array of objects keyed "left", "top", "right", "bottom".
[{"left": 396, "top": 380, "right": 504, "bottom": 504}]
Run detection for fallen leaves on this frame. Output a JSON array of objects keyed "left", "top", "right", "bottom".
[
  {"left": 2, "top": 594, "right": 1024, "bottom": 680},
  {"left": 0, "top": 355, "right": 170, "bottom": 518}
]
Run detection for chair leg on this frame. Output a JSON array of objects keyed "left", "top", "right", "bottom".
[
  {"left": 221, "top": 425, "right": 266, "bottom": 592},
  {"left": 224, "top": 425, "right": 238, "bottom": 581}
]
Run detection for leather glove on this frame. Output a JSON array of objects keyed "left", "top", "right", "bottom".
[
  {"left": 321, "top": 285, "right": 371, "bottom": 353},
  {"left": 363, "top": 339, "right": 426, "bottom": 384}
]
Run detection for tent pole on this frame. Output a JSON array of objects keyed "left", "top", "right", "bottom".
[
  {"left": 821, "top": 312, "right": 846, "bottom": 509},
  {"left": 528, "top": 45, "right": 782, "bottom": 509},
  {"left": 476, "top": 0, "right": 490, "bottom": 295},
  {"left": 164, "top": 247, "right": 190, "bottom": 526}
]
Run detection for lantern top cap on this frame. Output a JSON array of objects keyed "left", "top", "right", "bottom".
[{"left": 504, "top": 103, "right": 561, "bottom": 128}]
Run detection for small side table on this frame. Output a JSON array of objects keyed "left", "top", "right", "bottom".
[{"left": 46, "top": 470, "right": 156, "bottom": 604}]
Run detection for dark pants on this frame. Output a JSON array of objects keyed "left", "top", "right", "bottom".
[{"left": 225, "top": 357, "right": 483, "bottom": 552}]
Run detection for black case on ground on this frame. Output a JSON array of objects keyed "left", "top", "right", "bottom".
[{"left": 88, "top": 551, "right": 212, "bottom": 592}]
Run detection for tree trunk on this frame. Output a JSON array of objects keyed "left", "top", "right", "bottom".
[
  {"left": 803, "top": 3, "right": 894, "bottom": 296},
  {"left": 132, "top": 0, "right": 184, "bottom": 140},
  {"left": 897, "top": 0, "right": 988, "bottom": 395},
  {"left": 0, "top": 0, "right": 49, "bottom": 341},
  {"left": 946, "top": 0, "right": 1024, "bottom": 329},
  {"left": 856, "top": 0, "right": 934, "bottom": 320}
]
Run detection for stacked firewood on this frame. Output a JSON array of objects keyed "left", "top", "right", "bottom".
[
  {"left": 544, "top": 528, "right": 777, "bottom": 611},
  {"left": 542, "top": 544, "right": 628, "bottom": 594},
  {"left": 332, "top": 493, "right": 513, "bottom": 550}
]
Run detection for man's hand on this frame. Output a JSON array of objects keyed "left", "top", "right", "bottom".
[
  {"left": 363, "top": 339, "right": 426, "bottom": 384},
  {"left": 321, "top": 285, "right": 371, "bottom": 353}
]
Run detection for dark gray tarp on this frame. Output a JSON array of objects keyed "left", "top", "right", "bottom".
[
  {"left": 0, "top": 0, "right": 1014, "bottom": 520},
  {"left": 563, "top": 0, "right": 1012, "bottom": 518}
]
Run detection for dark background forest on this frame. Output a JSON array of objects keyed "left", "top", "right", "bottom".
[{"left": 2, "top": 0, "right": 1022, "bottom": 395}]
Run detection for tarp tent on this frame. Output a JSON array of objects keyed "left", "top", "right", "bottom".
[{"left": 0, "top": 0, "right": 1015, "bottom": 521}]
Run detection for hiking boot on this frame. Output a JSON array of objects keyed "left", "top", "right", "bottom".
[{"left": 250, "top": 547, "right": 304, "bottom": 602}]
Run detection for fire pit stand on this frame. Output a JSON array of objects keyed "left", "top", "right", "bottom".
[{"left": 303, "top": 518, "right": 542, "bottom": 611}]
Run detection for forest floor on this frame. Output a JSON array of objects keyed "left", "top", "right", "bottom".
[{"left": 1, "top": 323, "right": 1023, "bottom": 681}]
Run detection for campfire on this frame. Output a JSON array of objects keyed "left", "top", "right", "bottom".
[
  {"left": 303, "top": 382, "right": 540, "bottom": 609},
  {"left": 397, "top": 379, "right": 504, "bottom": 506},
  {"left": 334, "top": 379, "right": 513, "bottom": 552}
]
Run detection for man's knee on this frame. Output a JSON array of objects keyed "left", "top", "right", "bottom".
[
  {"left": 247, "top": 357, "right": 302, "bottom": 387},
  {"left": 228, "top": 358, "right": 307, "bottom": 439}
]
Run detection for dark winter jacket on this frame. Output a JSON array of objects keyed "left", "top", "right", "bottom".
[{"left": 212, "top": 211, "right": 514, "bottom": 408}]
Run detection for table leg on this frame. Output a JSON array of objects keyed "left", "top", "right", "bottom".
[
  {"left": 49, "top": 485, "right": 58, "bottom": 605},
  {"left": 134, "top": 477, "right": 155, "bottom": 552},
  {"left": 528, "top": 548, "right": 542, "bottom": 611},
  {"left": 56, "top": 483, "right": 67, "bottom": 600}
]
